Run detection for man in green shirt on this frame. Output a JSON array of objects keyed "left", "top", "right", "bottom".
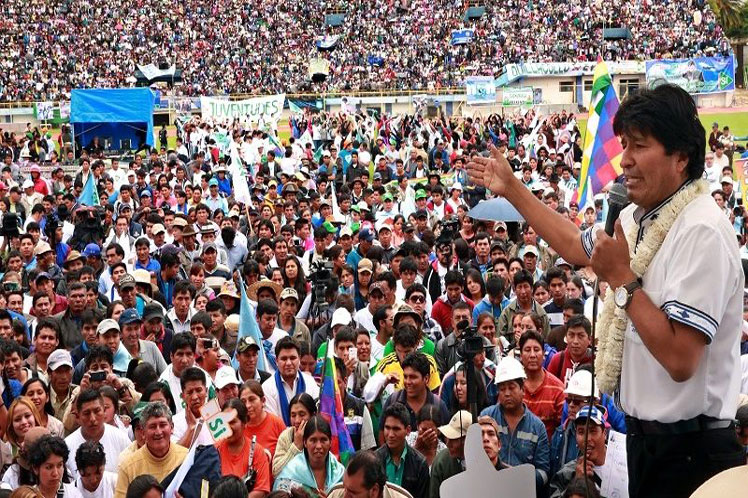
[
  {"left": 429, "top": 410, "right": 472, "bottom": 498},
  {"left": 375, "top": 402, "right": 430, "bottom": 498}
]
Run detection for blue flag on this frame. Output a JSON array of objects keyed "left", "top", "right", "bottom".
[
  {"left": 78, "top": 173, "right": 99, "bottom": 207},
  {"left": 232, "top": 275, "right": 268, "bottom": 372}
]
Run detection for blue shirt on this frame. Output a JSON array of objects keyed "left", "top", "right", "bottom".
[
  {"left": 480, "top": 403, "right": 550, "bottom": 490},
  {"left": 135, "top": 258, "right": 161, "bottom": 274}
]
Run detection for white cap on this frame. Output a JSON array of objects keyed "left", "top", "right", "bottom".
[
  {"left": 331, "top": 307, "right": 352, "bottom": 328},
  {"left": 47, "top": 350, "right": 73, "bottom": 371},
  {"left": 565, "top": 370, "right": 599, "bottom": 398},
  {"left": 495, "top": 357, "right": 526, "bottom": 384},
  {"left": 22, "top": 179, "right": 34, "bottom": 189},
  {"left": 438, "top": 410, "right": 473, "bottom": 440},
  {"left": 214, "top": 366, "right": 240, "bottom": 389}
]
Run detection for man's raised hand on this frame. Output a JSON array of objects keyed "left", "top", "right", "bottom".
[{"left": 466, "top": 143, "right": 515, "bottom": 197}]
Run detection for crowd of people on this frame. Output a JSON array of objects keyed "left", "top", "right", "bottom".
[
  {"left": 0, "top": 0, "right": 731, "bottom": 102},
  {"left": 0, "top": 100, "right": 742, "bottom": 498}
]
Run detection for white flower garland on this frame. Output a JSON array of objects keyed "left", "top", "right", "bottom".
[{"left": 594, "top": 179, "right": 709, "bottom": 394}]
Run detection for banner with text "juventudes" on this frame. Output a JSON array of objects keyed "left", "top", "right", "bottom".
[{"left": 200, "top": 94, "right": 285, "bottom": 122}]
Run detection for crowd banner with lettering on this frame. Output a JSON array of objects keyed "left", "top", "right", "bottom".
[
  {"left": 451, "top": 29, "right": 474, "bottom": 45},
  {"left": 497, "top": 61, "right": 644, "bottom": 87},
  {"left": 465, "top": 76, "right": 496, "bottom": 104},
  {"left": 502, "top": 87, "right": 534, "bottom": 107},
  {"left": 645, "top": 56, "right": 735, "bottom": 94},
  {"left": 200, "top": 94, "right": 285, "bottom": 122}
]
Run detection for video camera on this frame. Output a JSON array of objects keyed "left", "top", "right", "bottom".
[
  {"left": 455, "top": 320, "right": 486, "bottom": 359},
  {"left": 437, "top": 215, "right": 460, "bottom": 245},
  {"left": 307, "top": 259, "right": 335, "bottom": 313}
]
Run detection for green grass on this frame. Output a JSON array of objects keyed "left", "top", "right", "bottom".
[{"left": 577, "top": 111, "right": 748, "bottom": 147}]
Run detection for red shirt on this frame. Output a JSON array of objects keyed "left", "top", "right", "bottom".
[
  {"left": 431, "top": 295, "right": 475, "bottom": 333},
  {"left": 244, "top": 412, "right": 286, "bottom": 457},
  {"left": 523, "top": 370, "right": 566, "bottom": 439},
  {"left": 216, "top": 437, "right": 271, "bottom": 492},
  {"left": 546, "top": 350, "right": 594, "bottom": 387}
]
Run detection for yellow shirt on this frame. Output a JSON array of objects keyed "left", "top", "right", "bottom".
[
  {"left": 375, "top": 352, "right": 441, "bottom": 391},
  {"left": 115, "top": 443, "right": 188, "bottom": 498}
]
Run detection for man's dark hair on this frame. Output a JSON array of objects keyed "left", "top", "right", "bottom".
[
  {"left": 393, "top": 324, "right": 419, "bottom": 349},
  {"left": 519, "top": 329, "right": 545, "bottom": 350},
  {"left": 75, "top": 388, "right": 104, "bottom": 412},
  {"left": 205, "top": 298, "right": 226, "bottom": 315},
  {"left": 444, "top": 270, "right": 464, "bottom": 288},
  {"left": 513, "top": 270, "right": 534, "bottom": 288},
  {"left": 545, "top": 267, "right": 568, "bottom": 285},
  {"left": 401, "top": 352, "right": 430, "bottom": 379},
  {"left": 485, "top": 276, "right": 506, "bottom": 297},
  {"left": 563, "top": 298, "right": 585, "bottom": 315},
  {"left": 257, "top": 299, "right": 279, "bottom": 317},
  {"left": 375, "top": 271, "right": 396, "bottom": 292},
  {"left": 191, "top": 311, "right": 212, "bottom": 331},
  {"left": 567, "top": 314, "right": 592, "bottom": 335},
  {"left": 180, "top": 366, "right": 207, "bottom": 390},
  {"left": 613, "top": 84, "right": 705, "bottom": 181},
  {"left": 334, "top": 326, "right": 356, "bottom": 347},
  {"left": 173, "top": 280, "right": 195, "bottom": 298},
  {"left": 382, "top": 402, "right": 411, "bottom": 429},
  {"left": 84, "top": 346, "right": 113, "bottom": 370},
  {"left": 373, "top": 305, "right": 392, "bottom": 332},
  {"left": 75, "top": 440, "right": 106, "bottom": 472},
  {"left": 399, "top": 257, "right": 418, "bottom": 274},
  {"left": 275, "top": 336, "right": 301, "bottom": 357}
]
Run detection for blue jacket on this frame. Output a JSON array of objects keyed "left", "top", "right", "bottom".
[
  {"left": 472, "top": 295, "right": 508, "bottom": 324},
  {"left": 480, "top": 403, "right": 550, "bottom": 493},
  {"left": 549, "top": 421, "right": 578, "bottom": 477}
]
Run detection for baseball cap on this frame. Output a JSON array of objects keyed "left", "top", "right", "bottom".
[
  {"left": 47, "top": 350, "right": 73, "bottom": 371},
  {"left": 202, "top": 242, "right": 218, "bottom": 254},
  {"left": 331, "top": 307, "right": 352, "bottom": 328},
  {"left": 118, "top": 274, "right": 136, "bottom": 290},
  {"left": 382, "top": 193, "right": 393, "bottom": 202},
  {"left": 403, "top": 222, "right": 415, "bottom": 233},
  {"left": 83, "top": 243, "right": 102, "bottom": 258},
  {"left": 237, "top": 336, "right": 261, "bottom": 353},
  {"left": 280, "top": 288, "right": 299, "bottom": 302},
  {"left": 415, "top": 190, "right": 428, "bottom": 200},
  {"left": 721, "top": 176, "right": 733, "bottom": 184},
  {"left": 358, "top": 258, "right": 373, "bottom": 274},
  {"left": 97, "top": 318, "right": 120, "bottom": 335},
  {"left": 172, "top": 217, "right": 188, "bottom": 228},
  {"left": 494, "top": 221, "right": 507, "bottom": 231},
  {"left": 22, "top": 179, "right": 34, "bottom": 189},
  {"left": 214, "top": 366, "right": 241, "bottom": 390},
  {"left": 369, "top": 281, "right": 388, "bottom": 296},
  {"left": 359, "top": 228, "right": 374, "bottom": 242},
  {"left": 339, "top": 227, "right": 353, "bottom": 238},
  {"left": 438, "top": 410, "right": 472, "bottom": 440},
  {"left": 574, "top": 405, "right": 608, "bottom": 428},
  {"left": 208, "top": 178, "right": 219, "bottom": 187},
  {"left": 143, "top": 303, "right": 164, "bottom": 322},
  {"left": 131, "top": 402, "right": 149, "bottom": 425},
  {"left": 34, "top": 272, "right": 51, "bottom": 284},
  {"left": 151, "top": 223, "right": 166, "bottom": 235},
  {"left": 521, "top": 245, "right": 539, "bottom": 258},
  {"left": 33, "top": 242, "right": 53, "bottom": 256},
  {"left": 118, "top": 308, "right": 142, "bottom": 326},
  {"left": 415, "top": 208, "right": 428, "bottom": 219},
  {"left": 140, "top": 190, "right": 152, "bottom": 198}
]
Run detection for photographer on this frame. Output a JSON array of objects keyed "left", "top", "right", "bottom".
[{"left": 435, "top": 302, "right": 495, "bottom": 377}]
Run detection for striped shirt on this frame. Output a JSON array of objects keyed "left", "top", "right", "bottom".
[{"left": 523, "top": 370, "right": 566, "bottom": 440}]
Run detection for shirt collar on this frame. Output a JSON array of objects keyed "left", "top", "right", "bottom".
[
  {"left": 386, "top": 444, "right": 408, "bottom": 464},
  {"left": 633, "top": 179, "right": 693, "bottom": 225}
]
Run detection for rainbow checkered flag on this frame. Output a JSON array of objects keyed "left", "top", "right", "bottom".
[
  {"left": 319, "top": 341, "right": 355, "bottom": 464},
  {"left": 572, "top": 60, "right": 623, "bottom": 214}
]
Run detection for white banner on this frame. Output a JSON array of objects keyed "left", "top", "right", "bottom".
[{"left": 200, "top": 94, "right": 285, "bottom": 123}]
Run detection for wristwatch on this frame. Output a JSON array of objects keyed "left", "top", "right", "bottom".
[{"left": 614, "top": 280, "right": 642, "bottom": 310}]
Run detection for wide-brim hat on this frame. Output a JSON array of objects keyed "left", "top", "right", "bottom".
[{"left": 247, "top": 278, "right": 283, "bottom": 302}]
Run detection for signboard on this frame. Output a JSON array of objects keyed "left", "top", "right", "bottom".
[
  {"left": 465, "top": 76, "right": 496, "bottom": 104},
  {"left": 646, "top": 56, "right": 736, "bottom": 94},
  {"left": 735, "top": 158, "right": 748, "bottom": 208},
  {"left": 200, "top": 94, "right": 285, "bottom": 122},
  {"left": 199, "top": 399, "right": 236, "bottom": 443},
  {"left": 35, "top": 102, "right": 55, "bottom": 120},
  {"left": 451, "top": 29, "right": 475, "bottom": 45},
  {"left": 498, "top": 61, "right": 644, "bottom": 87},
  {"left": 502, "top": 87, "right": 534, "bottom": 107},
  {"left": 599, "top": 430, "right": 630, "bottom": 498}
]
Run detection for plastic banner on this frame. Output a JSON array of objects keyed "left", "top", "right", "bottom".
[
  {"left": 645, "top": 56, "right": 735, "bottom": 94},
  {"left": 200, "top": 94, "right": 285, "bottom": 122},
  {"left": 502, "top": 87, "right": 534, "bottom": 107},
  {"left": 465, "top": 76, "right": 496, "bottom": 104}
]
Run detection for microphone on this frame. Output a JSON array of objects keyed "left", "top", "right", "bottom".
[{"left": 604, "top": 183, "right": 630, "bottom": 236}]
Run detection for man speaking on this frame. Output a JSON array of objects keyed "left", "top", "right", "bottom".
[{"left": 467, "top": 84, "right": 744, "bottom": 497}]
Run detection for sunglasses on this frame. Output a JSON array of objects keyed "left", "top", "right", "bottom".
[{"left": 409, "top": 295, "right": 425, "bottom": 303}]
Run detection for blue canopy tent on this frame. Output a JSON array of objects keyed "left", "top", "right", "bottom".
[{"left": 70, "top": 88, "right": 155, "bottom": 152}]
